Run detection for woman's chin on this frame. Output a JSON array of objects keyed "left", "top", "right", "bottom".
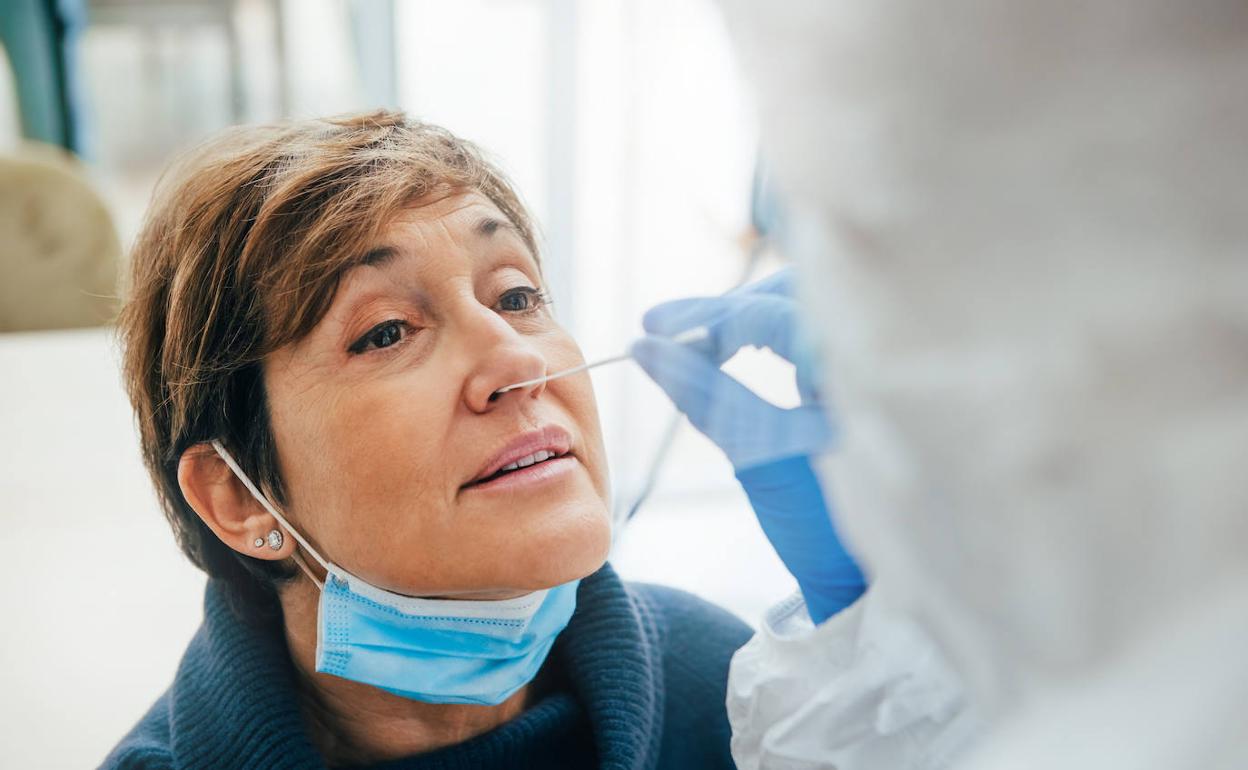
[
  {"left": 510, "top": 503, "right": 612, "bottom": 589},
  {"left": 456, "top": 473, "right": 613, "bottom": 586}
]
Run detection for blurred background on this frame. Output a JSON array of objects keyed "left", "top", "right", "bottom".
[{"left": 0, "top": 0, "right": 797, "bottom": 766}]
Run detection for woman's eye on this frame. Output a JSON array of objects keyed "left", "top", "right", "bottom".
[
  {"left": 349, "top": 320, "right": 407, "bottom": 354},
  {"left": 496, "top": 286, "right": 549, "bottom": 314}
]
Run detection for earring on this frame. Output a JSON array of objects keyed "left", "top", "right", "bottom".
[
  {"left": 266, "top": 529, "right": 284, "bottom": 551},
  {"left": 253, "top": 537, "right": 265, "bottom": 548}
]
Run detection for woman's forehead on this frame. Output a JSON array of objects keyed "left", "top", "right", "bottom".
[
  {"left": 362, "top": 193, "right": 521, "bottom": 261},
  {"left": 386, "top": 191, "right": 510, "bottom": 235},
  {"left": 353, "top": 194, "right": 532, "bottom": 279}
]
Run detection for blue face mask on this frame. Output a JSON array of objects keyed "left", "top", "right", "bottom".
[{"left": 212, "top": 440, "right": 578, "bottom": 706}]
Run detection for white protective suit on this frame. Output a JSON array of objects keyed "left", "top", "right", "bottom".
[{"left": 716, "top": 1, "right": 1248, "bottom": 768}]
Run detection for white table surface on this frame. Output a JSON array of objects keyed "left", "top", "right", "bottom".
[{"left": 0, "top": 327, "right": 792, "bottom": 768}]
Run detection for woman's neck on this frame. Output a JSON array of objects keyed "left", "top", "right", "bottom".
[{"left": 278, "top": 577, "right": 529, "bottom": 766}]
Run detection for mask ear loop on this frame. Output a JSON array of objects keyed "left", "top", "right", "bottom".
[
  {"left": 211, "top": 439, "right": 327, "bottom": 590},
  {"left": 290, "top": 552, "right": 324, "bottom": 591}
]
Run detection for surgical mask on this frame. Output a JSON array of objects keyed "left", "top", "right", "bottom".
[{"left": 211, "top": 440, "right": 579, "bottom": 706}]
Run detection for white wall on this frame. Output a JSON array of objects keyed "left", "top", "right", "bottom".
[{"left": 0, "top": 44, "right": 21, "bottom": 150}]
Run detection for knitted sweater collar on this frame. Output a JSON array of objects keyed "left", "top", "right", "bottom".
[{"left": 166, "top": 563, "right": 663, "bottom": 770}]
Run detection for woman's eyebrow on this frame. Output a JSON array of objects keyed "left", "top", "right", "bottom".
[
  {"left": 347, "top": 216, "right": 519, "bottom": 279},
  {"left": 357, "top": 245, "right": 399, "bottom": 269}
]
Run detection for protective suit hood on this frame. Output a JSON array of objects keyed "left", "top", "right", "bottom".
[{"left": 719, "top": 0, "right": 1248, "bottom": 715}]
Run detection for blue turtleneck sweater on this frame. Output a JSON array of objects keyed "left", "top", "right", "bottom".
[{"left": 102, "top": 563, "right": 751, "bottom": 769}]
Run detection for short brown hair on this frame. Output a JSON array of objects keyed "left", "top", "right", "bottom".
[{"left": 118, "top": 110, "right": 539, "bottom": 619}]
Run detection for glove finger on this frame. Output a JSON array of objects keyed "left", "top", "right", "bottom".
[
  {"left": 711, "top": 289, "right": 827, "bottom": 405},
  {"left": 711, "top": 298, "right": 829, "bottom": 415},
  {"left": 632, "top": 336, "right": 774, "bottom": 453},
  {"left": 640, "top": 267, "right": 796, "bottom": 338},
  {"left": 642, "top": 296, "right": 729, "bottom": 338},
  {"left": 710, "top": 294, "right": 799, "bottom": 362},
  {"left": 643, "top": 294, "right": 799, "bottom": 364},
  {"left": 632, "top": 336, "right": 831, "bottom": 468},
  {"left": 630, "top": 335, "right": 729, "bottom": 433},
  {"left": 726, "top": 266, "right": 794, "bottom": 299}
]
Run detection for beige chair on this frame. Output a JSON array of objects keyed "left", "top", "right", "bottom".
[{"left": 0, "top": 144, "right": 121, "bottom": 331}]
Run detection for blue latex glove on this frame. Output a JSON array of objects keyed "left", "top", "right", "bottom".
[{"left": 630, "top": 269, "right": 866, "bottom": 623}]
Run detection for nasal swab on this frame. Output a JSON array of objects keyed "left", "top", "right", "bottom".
[{"left": 494, "top": 326, "right": 709, "bottom": 395}]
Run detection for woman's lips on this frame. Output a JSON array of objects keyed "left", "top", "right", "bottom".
[
  {"left": 463, "top": 425, "right": 575, "bottom": 489},
  {"left": 461, "top": 454, "right": 577, "bottom": 494}
]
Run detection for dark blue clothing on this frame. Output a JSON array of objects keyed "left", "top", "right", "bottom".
[{"left": 102, "top": 563, "right": 750, "bottom": 770}]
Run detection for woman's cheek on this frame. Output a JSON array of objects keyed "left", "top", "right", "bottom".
[{"left": 559, "top": 374, "right": 610, "bottom": 496}]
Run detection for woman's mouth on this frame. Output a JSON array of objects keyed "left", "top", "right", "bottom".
[
  {"left": 461, "top": 425, "right": 577, "bottom": 493},
  {"left": 463, "top": 451, "right": 577, "bottom": 492}
]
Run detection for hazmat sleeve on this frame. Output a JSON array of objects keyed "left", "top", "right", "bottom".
[{"left": 727, "top": 587, "right": 983, "bottom": 770}]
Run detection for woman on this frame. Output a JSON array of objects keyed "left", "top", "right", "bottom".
[{"left": 104, "top": 110, "right": 750, "bottom": 769}]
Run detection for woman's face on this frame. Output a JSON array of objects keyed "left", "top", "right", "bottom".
[{"left": 263, "top": 191, "right": 611, "bottom": 598}]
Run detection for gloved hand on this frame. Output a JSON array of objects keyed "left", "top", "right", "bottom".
[{"left": 630, "top": 268, "right": 865, "bottom": 624}]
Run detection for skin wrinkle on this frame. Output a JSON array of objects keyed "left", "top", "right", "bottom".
[{"left": 185, "top": 191, "right": 612, "bottom": 764}]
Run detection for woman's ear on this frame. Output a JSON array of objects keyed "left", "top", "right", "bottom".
[{"left": 177, "top": 443, "right": 297, "bottom": 561}]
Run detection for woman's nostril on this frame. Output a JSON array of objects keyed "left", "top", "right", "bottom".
[{"left": 488, "top": 390, "right": 502, "bottom": 403}]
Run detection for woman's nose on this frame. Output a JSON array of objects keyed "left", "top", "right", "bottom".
[{"left": 461, "top": 319, "right": 548, "bottom": 413}]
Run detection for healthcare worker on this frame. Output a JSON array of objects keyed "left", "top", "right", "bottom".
[
  {"left": 633, "top": 265, "right": 979, "bottom": 769},
  {"left": 635, "top": 1, "right": 1248, "bottom": 768}
]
